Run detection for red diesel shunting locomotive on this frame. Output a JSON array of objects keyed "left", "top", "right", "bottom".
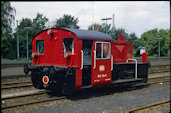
[{"left": 24, "top": 28, "right": 150, "bottom": 95}]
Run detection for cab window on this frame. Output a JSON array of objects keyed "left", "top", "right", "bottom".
[
  {"left": 36, "top": 40, "right": 44, "bottom": 54},
  {"left": 103, "top": 43, "right": 110, "bottom": 58},
  {"left": 96, "top": 42, "right": 110, "bottom": 59},
  {"left": 63, "top": 38, "right": 74, "bottom": 55},
  {"left": 96, "top": 43, "right": 102, "bottom": 58}
]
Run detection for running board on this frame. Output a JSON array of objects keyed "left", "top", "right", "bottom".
[
  {"left": 81, "top": 78, "right": 143, "bottom": 89},
  {"left": 81, "top": 85, "right": 92, "bottom": 89},
  {"left": 111, "top": 78, "right": 143, "bottom": 84}
]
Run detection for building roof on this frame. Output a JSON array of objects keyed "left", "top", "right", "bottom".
[{"left": 64, "top": 28, "right": 113, "bottom": 40}]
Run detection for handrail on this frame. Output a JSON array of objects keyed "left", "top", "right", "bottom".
[
  {"left": 93, "top": 50, "right": 96, "bottom": 69},
  {"left": 126, "top": 58, "right": 137, "bottom": 79},
  {"left": 81, "top": 50, "right": 83, "bottom": 70},
  {"left": 111, "top": 55, "right": 113, "bottom": 71}
]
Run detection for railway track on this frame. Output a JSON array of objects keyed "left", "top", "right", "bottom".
[
  {"left": 1, "top": 74, "right": 170, "bottom": 111},
  {"left": 1, "top": 66, "right": 170, "bottom": 111},
  {"left": 125, "top": 100, "right": 170, "bottom": 113},
  {"left": 1, "top": 91, "right": 66, "bottom": 111}
]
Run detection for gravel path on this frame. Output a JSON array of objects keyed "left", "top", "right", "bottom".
[
  {"left": 5, "top": 82, "right": 170, "bottom": 113},
  {"left": 1, "top": 67, "right": 25, "bottom": 76}
]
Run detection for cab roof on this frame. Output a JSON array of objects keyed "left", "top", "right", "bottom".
[
  {"left": 64, "top": 28, "right": 113, "bottom": 40},
  {"left": 32, "top": 28, "right": 113, "bottom": 41}
]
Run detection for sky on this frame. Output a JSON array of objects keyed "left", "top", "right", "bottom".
[{"left": 10, "top": 1, "right": 170, "bottom": 38}]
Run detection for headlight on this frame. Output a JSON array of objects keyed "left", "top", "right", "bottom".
[{"left": 32, "top": 53, "right": 35, "bottom": 57}]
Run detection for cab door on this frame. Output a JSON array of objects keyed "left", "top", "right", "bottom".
[{"left": 91, "top": 41, "right": 112, "bottom": 87}]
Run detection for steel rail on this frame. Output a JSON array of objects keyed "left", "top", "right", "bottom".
[
  {"left": 1, "top": 91, "right": 47, "bottom": 100},
  {"left": 148, "top": 68, "right": 170, "bottom": 74},
  {"left": 1, "top": 96, "right": 66, "bottom": 110},
  {"left": 1, "top": 81, "right": 33, "bottom": 90},
  {"left": 2, "top": 81, "right": 31, "bottom": 85},
  {"left": 125, "top": 100, "right": 170, "bottom": 113},
  {"left": 148, "top": 75, "right": 170, "bottom": 80},
  {"left": 2, "top": 89, "right": 65, "bottom": 110},
  {"left": 149, "top": 68, "right": 170, "bottom": 71}
]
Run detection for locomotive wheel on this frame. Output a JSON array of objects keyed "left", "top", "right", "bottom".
[
  {"left": 47, "top": 82, "right": 63, "bottom": 94},
  {"left": 31, "top": 72, "right": 44, "bottom": 89},
  {"left": 47, "top": 73, "right": 64, "bottom": 94},
  {"left": 112, "top": 71, "right": 119, "bottom": 80}
]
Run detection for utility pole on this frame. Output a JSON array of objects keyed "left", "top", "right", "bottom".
[
  {"left": 112, "top": 14, "right": 115, "bottom": 31},
  {"left": 92, "top": 2, "right": 94, "bottom": 31},
  {"left": 157, "top": 38, "right": 162, "bottom": 57},
  {"left": 101, "top": 18, "right": 112, "bottom": 34},
  {"left": 16, "top": 20, "right": 20, "bottom": 60},
  {"left": 24, "top": 27, "right": 31, "bottom": 60},
  {"left": 26, "top": 30, "right": 29, "bottom": 59}
]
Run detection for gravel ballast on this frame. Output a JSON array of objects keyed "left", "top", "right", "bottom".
[{"left": 3, "top": 82, "right": 169, "bottom": 113}]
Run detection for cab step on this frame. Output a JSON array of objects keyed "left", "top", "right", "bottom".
[
  {"left": 81, "top": 85, "right": 92, "bottom": 89},
  {"left": 111, "top": 78, "right": 143, "bottom": 84}
]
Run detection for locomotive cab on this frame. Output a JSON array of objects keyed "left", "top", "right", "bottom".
[{"left": 24, "top": 28, "right": 150, "bottom": 95}]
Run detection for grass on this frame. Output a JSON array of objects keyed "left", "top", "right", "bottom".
[{"left": 1, "top": 58, "right": 32, "bottom": 61}]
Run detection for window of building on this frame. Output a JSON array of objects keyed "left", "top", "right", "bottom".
[{"left": 36, "top": 40, "right": 44, "bottom": 54}]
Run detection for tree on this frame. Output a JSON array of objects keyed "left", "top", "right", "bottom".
[
  {"left": 15, "top": 13, "right": 48, "bottom": 59},
  {"left": 1, "top": 1, "right": 16, "bottom": 34},
  {"left": 54, "top": 14, "right": 79, "bottom": 28},
  {"left": 88, "top": 23, "right": 131, "bottom": 40},
  {"left": 1, "top": 31, "right": 14, "bottom": 59},
  {"left": 157, "top": 29, "right": 170, "bottom": 56},
  {"left": 88, "top": 23, "right": 112, "bottom": 34},
  {"left": 32, "top": 12, "right": 49, "bottom": 36},
  {"left": 13, "top": 18, "right": 33, "bottom": 58},
  {"left": 139, "top": 28, "right": 170, "bottom": 57},
  {"left": 112, "top": 28, "right": 129, "bottom": 40},
  {"left": 166, "top": 29, "right": 171, "bottom": 56},
  {"left": 17, "top": 18, "right": 33, "bottom": 37},
  {"left": 9, "top": 13, "right": 48, "bottom": 60},
  {"left": 128, "top": 33, "right": 138, "bottom": 42},
  {"left": 127, "top": 33, "right": 139, "bottom": 56},
  {"left": 88, "top": 23, "right": 141, "bottom": 57},
  {"left": 88, "top": 23, "right": 104, "bottom": 32},
  {"left": 1, "top": 1, "right": 16, "bottom": 59}
]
